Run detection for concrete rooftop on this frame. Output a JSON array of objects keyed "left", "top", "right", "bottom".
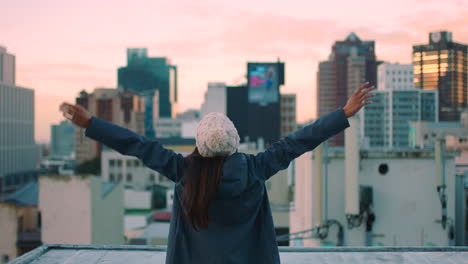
[{"left": 10, "top": 244, "right": 468, "bottom": 264}]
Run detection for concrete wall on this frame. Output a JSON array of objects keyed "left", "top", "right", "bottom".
[
  {"left": 291, "top": 149, "right": 457, "bottom": 247},
  {"left": 0, "top": 203, "right": 18, "bottom": 261},
  {"left": 39, "top": 175, "right": 92, "bottom": 244},
  {"left": 289, "top": 152, "right": 320, "bottom": 247},
  {"left": 267, "top": 169, "right": 290, "bottom": 228},
  {"left": 91, "top": 177, "right": 124, "bottom": 245},
  {"left": 124, "top": 189, "right": 151, "bottom": 209}
]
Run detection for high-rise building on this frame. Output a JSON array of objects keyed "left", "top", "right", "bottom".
[
  {"left": 75, "top": 88, "right": 145, "bottom": 163},
  {"left": 200, "top": 82, "right": 227, "bottom": 117},
  {"left": 0, "top": 46, "right": 37, "bottom": 188},
  {"left": 413, "top": 31, "right": 467, "bottom": 121},
  {"left": 118, "top": 48, "right": 178, "bottom": 137},
  {"left": 50, "top": 120, "right": 75, "bottom": 158},
  {"left": 280, "top": 94, "right": 297, "bottom": 138},
  {"left": 378, "top": 63, "right": 415, "bottom": 91},
  {"left": 361, "top": 64, "right": 438, "bottom": 148},
  {"left": 226, "top": 61, "right": 285, "bottom": 145},
  {"left": 317, "top": 33, "right": 378, "bottom": 146}
]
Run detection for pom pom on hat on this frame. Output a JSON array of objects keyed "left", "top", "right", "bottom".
[{"left": 196, "top": 112, "right": 240, "bottom": 157}]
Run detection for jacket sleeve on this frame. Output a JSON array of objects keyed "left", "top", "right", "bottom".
[
  {"left": 252, "top": 108, "right": 350, "bottom": 180},
  {"left": 85, "top": 117, "right": 185, "bottom": 182}
]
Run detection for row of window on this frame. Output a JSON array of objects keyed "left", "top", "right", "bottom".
[
  {"left": 386, "top": 70, "right": 413, "bottom": 75},
  {"left": 108, "top": 173, "right": 156, "bottom": 182},
  {"left": 109, "top": 159, "right": 142, "bottom": 167}
]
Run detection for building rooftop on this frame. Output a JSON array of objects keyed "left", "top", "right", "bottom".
[
  {"left": 2, "top": 181, "right": 38, "bottom": 207},
  {"left": 10, "top": 245, "right": 468, "bottom": 264}
]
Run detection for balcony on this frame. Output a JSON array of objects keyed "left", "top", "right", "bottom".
[{"left": 10, "top": 244, "right": 468, "bottom": 264}]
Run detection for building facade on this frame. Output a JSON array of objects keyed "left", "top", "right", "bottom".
[
  {"left": 118, "top": 48, "right": 178, "bottom": 137},
  {"left": 280, "top": 94, "right": 297, "bottom": 138},
  {"left": 378, "top": 63, "right": 415, "bottom": 90},
  {"left": 361, "top": 89, "right": 438, "bottom": 148},
  {"left": 74, "top": 88, "right": 145, "bottom": 163},
  {"left": 413, "top": 31, "right": 467, "bottom": 122},
  {"left": 200, "top": 82, "right": 227, "bottom": 117},
  {"left": 50, "top": 120, "right": 75, "bottom": 158},
  {"left": 316, "top": 33, "right": 378, "bottom": 146},
  {"left": 409, "top": 119, "right": 468, "bottom": 151},
  {"left": 0, "top": 46, "right": 37, "bottom": 189},
  {"left": 225, "top": 61, "right": 285, "bottom": 145},
  {"left": 39, "top": 175, "right": 124, "bottom": 245},
  {"left": 101, "top": 140, "right": 195, "bottom": 190}
]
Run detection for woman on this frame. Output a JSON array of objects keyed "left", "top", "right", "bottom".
[{"left": 61, "top": 82, "right": 374, "bottom": 264}]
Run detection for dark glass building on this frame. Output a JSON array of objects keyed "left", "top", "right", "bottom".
[
  {"left": 226, "top": 61, "right": 285, "bottom": 146},
  {"left": 413, "top": 31, "right": 467, "bottom": 122},
  {"left": 317, "top": 33, "right": 378, "bottom": 146},
  {"left": 118, "top": 48, "right": 178, "bottom": 137}
]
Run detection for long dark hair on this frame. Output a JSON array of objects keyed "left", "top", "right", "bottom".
[{"left": 182, "top": 147, "right": 226, "bottom": 230}]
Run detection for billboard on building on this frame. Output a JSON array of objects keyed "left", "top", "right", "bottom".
[{"left": 248, "top": 63, "right": 280, "bottom": 105}]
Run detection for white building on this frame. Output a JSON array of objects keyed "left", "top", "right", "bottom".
[
  {"left": 290, "top": 119, "right": 458, "bottom": 247},
  {"left": 378, "top": 63, "right": 415, "bottom": 91},
  {"left": 155, "top": 118, "right": 181, "bottom": 138},
  {"left": 155, "top": 118, "right": 198, "bottom": 139},
  {"left": 101, "top": 143, "right": 194, "bottom": 190},
  {"left": 0, "top": 46, "right": 37, "bottom": 180},
  {"left": 200, "top": 82, "right": 227, "bottom": 117},
  {"left": 39, "top": 175, "right": 124, "bottom": 245}
]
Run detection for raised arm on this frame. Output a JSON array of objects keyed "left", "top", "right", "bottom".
[
  {"left": 253, "top": 82, "right": 375, "bottom": 180},
  {"left": 60, "top": 103, "right": 184, "bottom": 182}
]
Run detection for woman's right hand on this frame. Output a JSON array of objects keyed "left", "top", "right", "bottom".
[{"left": 59, "top": 103, "right": 92, "bottom": 128}]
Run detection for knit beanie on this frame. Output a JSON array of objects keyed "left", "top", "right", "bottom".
[{"left": 196, "top": 112, "right": 240, "bottom": 157}]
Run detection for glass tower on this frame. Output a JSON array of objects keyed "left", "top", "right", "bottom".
[{"left": 413, "top": 31, "right": 467, "bottom": 121}]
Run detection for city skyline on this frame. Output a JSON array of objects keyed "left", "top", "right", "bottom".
[{"left": 2, "top": 0, "right": 467, "bottom": 142}]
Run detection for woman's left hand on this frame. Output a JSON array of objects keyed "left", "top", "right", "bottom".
[{"left": 343, "top": 82, "right": 376, "bottom": 118}]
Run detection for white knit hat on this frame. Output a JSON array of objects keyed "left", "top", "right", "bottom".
[{"left": 196, "top": 112, "right": 240, "bottom": 157}]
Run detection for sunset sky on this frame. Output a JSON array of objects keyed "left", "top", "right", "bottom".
[{"left": 2, "top": 0, "right": 467, "bottom": 142}]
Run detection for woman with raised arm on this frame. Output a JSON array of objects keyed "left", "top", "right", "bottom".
[{"left": 61, "top": 82, "right": 374, "bottom": 264}]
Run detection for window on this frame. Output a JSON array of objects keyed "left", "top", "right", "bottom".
[
  {"left": 117, "top": 160, "right": 122, "bottom": 167},
  {"left": 150, "top": 174, "right": 155, "bottom": 182},
  {"left": 109, "top": 173, "right": 115, "bottom": 182},
  {"left": 118, "top": 173, "right": 122, "bottom": 181},
  {"left": 126, "top": 160, "right": 132, "bottom": 167},
  {"left": 126, "top": 173, "right": 132, "bottom": 182},
  {"left": 134, "top": 160, "right": 139, "bottom": 167}
]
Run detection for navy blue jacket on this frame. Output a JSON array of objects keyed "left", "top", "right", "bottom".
[{"left": 85, "top": 108, "right": 350, "bottom": 264}]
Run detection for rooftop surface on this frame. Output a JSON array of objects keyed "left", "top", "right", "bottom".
[{"left": 10, "top": 244, "right": 468, "bottom": 264}]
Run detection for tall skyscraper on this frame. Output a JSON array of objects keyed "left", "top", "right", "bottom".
[
  {"left": 361, "top": 63, "right": 438, "bottom": 149},
  {"left": 226, "top": 61, "right": 285, "bottom": 145},
  {"left": 317, "top": 33, "right": 378, "bottom": 146},
  {"left": 50, "top": 120, "right": 75, "bottom": 157},
  {"left": 118, "top": 48, "right": 178, "bottom": 137},
  {"left": 0, "top": 46, "right": 37, "bottom": 188},
  {"left": 280, "top": 94, "right": 297, "bottom": 138},
  {"left": 413, "top": 31, "right": 467, "bottom": 121},
  {"left": 75, "top": 88, "right": 145, "bottom": 163}
]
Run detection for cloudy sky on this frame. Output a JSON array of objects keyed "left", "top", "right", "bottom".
[{"left": 2, "top": 0, "right": 467, "bottom": 142}]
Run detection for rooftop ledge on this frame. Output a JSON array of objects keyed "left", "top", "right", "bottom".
[{"left": 11, "top": 244, "right": 468, "bottom": 264}]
